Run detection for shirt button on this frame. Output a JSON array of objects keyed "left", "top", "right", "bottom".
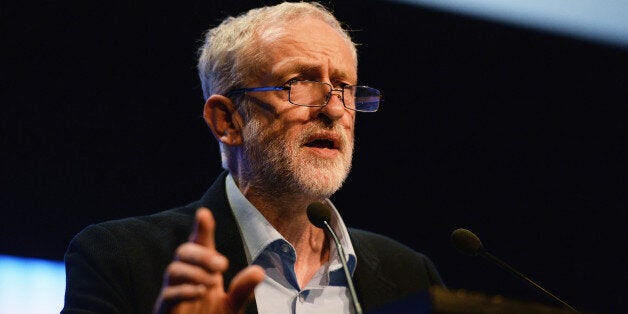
[
  {"left": 281, "top": 244, "right": 290, "bottom": 253},
  {"left": 298, "top": 291, "right": 306, "bottom": 302}
]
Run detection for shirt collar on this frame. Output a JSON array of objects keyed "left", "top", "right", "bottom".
[{"left": 225, "top": 173, "right": 357, "bottom": 273}]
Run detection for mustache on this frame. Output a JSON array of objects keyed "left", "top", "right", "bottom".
[{"left": 299, "top": 121, "right": 349, "bottom": 150}]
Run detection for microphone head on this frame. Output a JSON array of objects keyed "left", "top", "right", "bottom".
[
  {"left": 451, "top": 228, "right": 483, "bottom": 256},
  {"left": 307, "top": 202, "right": 331, "bottom": 229}
]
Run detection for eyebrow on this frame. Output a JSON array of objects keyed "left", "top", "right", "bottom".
[{"left": 275, "top": 60, "right": 353, "bottom": 83}]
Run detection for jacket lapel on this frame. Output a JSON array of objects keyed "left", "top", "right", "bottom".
[
  {"left": 199, "top": 171, "right": 250, "bottom": 285},
  {"left": 351, "top": 229, "right": 398, "bottom": 312}
]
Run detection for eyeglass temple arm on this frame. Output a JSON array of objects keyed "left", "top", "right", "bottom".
[{"left": 227, "top": 86, "right": 289, "bottom": 96}]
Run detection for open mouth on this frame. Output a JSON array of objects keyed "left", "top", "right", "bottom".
[
  {"left": 304, "top": 133, "right": 340, "bottom": 151},
  {"left": 305, "top": 138, "right": 335, "bottom": 149}
]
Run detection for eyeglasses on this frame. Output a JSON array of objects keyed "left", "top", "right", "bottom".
[{"left": 226, "top": 80, "right": 380, "bottom": 112}]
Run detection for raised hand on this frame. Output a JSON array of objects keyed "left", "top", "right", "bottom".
[{"left": 154, "top": 207, "right": 265, "bottom": 314}]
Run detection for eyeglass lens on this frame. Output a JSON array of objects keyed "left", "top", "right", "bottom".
[{"left": 288, "top": 80, "right": 379, "bottom": 111}]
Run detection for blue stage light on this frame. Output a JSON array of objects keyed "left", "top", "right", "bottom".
[{"left": 0, "top": 255, "right": 65, "bottom": 314}]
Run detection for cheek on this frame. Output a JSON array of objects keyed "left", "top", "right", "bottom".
[
  {"left": 342, "top": 115, "right": 356, "bottom": 133},
  {"left": 262, "top": 118, "right": 300, "bottom": 147}
]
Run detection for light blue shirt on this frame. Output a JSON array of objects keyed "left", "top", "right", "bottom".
[{"left": 225, "top": 174, "right": 357, "bottom": 314}]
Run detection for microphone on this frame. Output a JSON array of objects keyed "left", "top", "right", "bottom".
[
  {"left": 307, "top": 202, "right": 363, "bottom": 314},
  {"left": 450, "top": 228, "right": 578, "bottom": 312}
]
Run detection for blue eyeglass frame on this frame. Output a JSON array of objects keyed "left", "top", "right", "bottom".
[
  {"left": 226, "top": 80, "right": 380, "bottom": 112},
  {"left": 227, "top": 86, "right": 289, "bottom": 96}
]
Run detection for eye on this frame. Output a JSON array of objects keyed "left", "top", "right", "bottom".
[
  {"left": 335, "top": 82, "right": 351, "bottom": 89},
  {"left": 284, "top": 78, "right": 304, "bottom": 86}
]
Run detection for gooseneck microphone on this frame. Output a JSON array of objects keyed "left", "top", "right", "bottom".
[
  {"left": 307, "top": 202, "right": 363, "bottom": 314},
  {"left": 450, "top": 228, "right": 578, "bottom": 312}
]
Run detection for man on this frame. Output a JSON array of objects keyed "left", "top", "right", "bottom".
[{"left": 62, "top": 2, "right": 444, "bottom": 313}]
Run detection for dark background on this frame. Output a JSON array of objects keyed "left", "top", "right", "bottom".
[{"left": 3, "top": 1, "right": 627, "bottom": 313}]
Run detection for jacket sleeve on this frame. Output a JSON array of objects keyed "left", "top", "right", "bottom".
[{"left": 61, "top": 224, "right": 135, "bottom": 314}]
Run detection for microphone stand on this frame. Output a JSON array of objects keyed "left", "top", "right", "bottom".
[
  {"left": 323, "top": 220, "right": 363, "bottom": 314},
  {"left": 479, "top": 249, "right": 578, "bottom": 312}
]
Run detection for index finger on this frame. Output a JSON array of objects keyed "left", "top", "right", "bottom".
[{"left": 190, "top": 207, "right": 216, "bottom": 249}]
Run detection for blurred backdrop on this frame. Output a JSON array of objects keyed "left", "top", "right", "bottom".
[{"left": 3, "top": 1, "right": 627, "bottom": 313}]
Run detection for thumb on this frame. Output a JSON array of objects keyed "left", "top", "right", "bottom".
[
  {"left": 226, "top": 265, "right": 266, "bottom": 312},
  {"left": 190, "top": 207, "right": 216, "bottom": 249}
]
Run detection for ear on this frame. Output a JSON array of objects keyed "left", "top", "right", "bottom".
[{"left": 203, "top": 95, "right": 244, "bottom": 146}]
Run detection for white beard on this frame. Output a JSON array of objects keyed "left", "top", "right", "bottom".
[{"left": 241, "top": 117, "right": 353, "bottom": 199}]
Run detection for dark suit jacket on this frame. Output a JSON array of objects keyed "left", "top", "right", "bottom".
[{"left": 62, "top": 171, "right": 444, "bottom": 313}]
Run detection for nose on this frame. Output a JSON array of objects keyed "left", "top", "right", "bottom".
[
  {"left": 319, "top": 88, "right": 346, "bottom": 119},
  {"left": 330, "top": 88, "right": 344, "bottom": 102}
]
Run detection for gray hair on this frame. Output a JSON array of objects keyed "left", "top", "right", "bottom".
[{"left": 197, "top": 1, "right": 358, "bottom": 100}]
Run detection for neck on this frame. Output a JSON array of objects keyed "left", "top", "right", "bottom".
[{"left": 234, "top": 176, "right": 332, "bottom": 287}]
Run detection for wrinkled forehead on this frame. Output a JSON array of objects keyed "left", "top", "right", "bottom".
[
  {"left": 252, "top": 18, "right": 358, "bottom": 81},
  {"left": 257, "top": 16, "right": 357, "bottom": 59}
]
